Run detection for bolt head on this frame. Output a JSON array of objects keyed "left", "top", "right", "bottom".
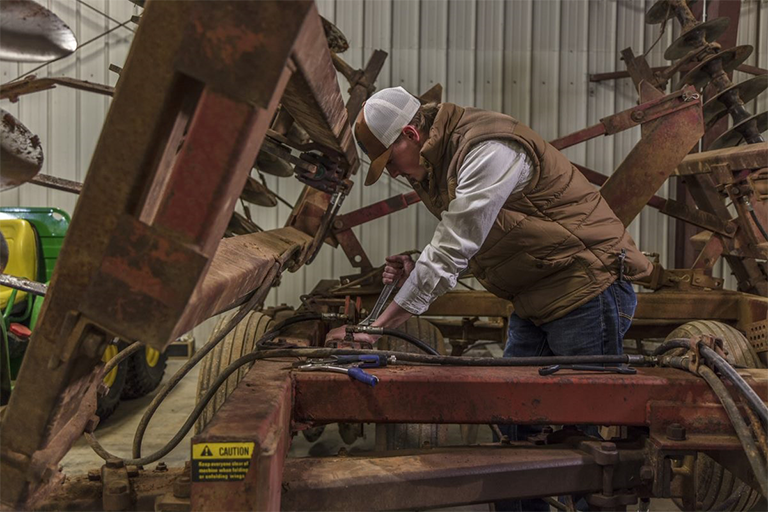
[
  {"left": 640, "top": 466, "right": 654, "bottom": 482},
  {"left": 666, "top": 423, "right": 686, "bottom": 441},
  {"left": 156, "top": 462, "right": 168, "bottom": 472},
  {"left": 631, "top": 110, "right": 645, "bottom": 122}
]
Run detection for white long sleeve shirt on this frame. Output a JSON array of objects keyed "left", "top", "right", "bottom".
[{"left": 394, "top": 140, "right": 533, "bottom": 315}]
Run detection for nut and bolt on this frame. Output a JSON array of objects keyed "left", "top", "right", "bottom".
[
  {"left": 666, "top": 423, "right": 686, "bottom": 441},
  {"left": 640, "top": 465, "right": 654, "bottom": 482},
  {"left": 631, "top": 110, "right": 645, "bottom": 122},
  {"left": 173, "top": 475, "right": 191, "bottom": 499},
  {"left": 156, "top": 462, "right": 168, "bottom": 472}
]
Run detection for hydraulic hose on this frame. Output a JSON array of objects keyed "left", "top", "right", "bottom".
[
  {"left": 652, "top": 338, "right": 691, "bottom": 356},
  {"left": 748, "top": 206, "right": 768, "bottom": 242},
  {"left": 130, "top": 263, "right": 280, "bottom": 459},
  {"left": 101, "top": 341, "right": 143, "bottom": 376},
  {"left": 699, "top": 344, "right": 768, "bottom": 427},
  {"left": 698, "top": 365, "right": 768, "bottom": 497},
  {"left": 379, "top": 327, "right": 440, "bottom": 356}
]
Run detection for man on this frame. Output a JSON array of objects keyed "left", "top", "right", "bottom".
[{"left": 327, "top": 86, "right": 651, "bottom": 358}]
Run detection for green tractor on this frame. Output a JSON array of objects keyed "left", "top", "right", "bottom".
[{"left": 0, "top": 207, "right": 167, "bottom": 421}]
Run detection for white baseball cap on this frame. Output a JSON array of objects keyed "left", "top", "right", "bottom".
[{"left": 354, "top": 86, "right": 421, "bottom": 186}]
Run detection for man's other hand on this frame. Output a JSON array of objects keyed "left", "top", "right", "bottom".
[
  {"left": 383, "top": 254, "right": 415, "bottom": 286},
  {"left": 325, "top": 325, "right": 378, "bottom": 346}
]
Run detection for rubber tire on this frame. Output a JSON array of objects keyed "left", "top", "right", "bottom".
[
  {"left": 194, "top": 311, "right": 273, "bottom": 434},
  {"left": 121, "top": 346, "right": 167, "bottom": 399},
  {"left": 377, "top": 317, "right": 448, "bottom": 450},
  {"left": 666, "top": 320, "right": 762, "bottom": 511},
  {"left": 96, "top": 344, "right": 128, "bottom": 423}
]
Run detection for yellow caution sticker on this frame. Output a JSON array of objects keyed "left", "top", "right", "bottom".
[{"left": 192, "top": 442, "right": 255, "bottom": 482}]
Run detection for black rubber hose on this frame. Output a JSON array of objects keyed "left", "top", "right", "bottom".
[
  {"left": 380, "top": 327, "right": 440, "bottom": 356},
  {"left": 101, "top": 341, "right": 143, "bottom": 376},
  {"left": 699, "top": 344, "right": 768, "bottom": 427},
  {"left": 131, "top": 263, "right": 281, "bottom": 459},
  {"left": 749, "top": 208, "right": 768, "bottom": 242},
  {"left": 698, "top": 365, "right": 768, "bottom": 497},
  {"left": 652, "top": 338, "right": 691, "bottom": 356}
]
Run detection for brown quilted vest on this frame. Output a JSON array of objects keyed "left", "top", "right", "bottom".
[{"left": 409, "top": 103, "right": 652, "bottom": 325}]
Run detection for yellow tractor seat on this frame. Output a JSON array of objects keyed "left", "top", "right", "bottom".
[{"left": 0, "top": 219, "right": 38, "bottom": 310}]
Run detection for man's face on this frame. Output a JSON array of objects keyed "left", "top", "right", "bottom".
[{"left": 385, "top": 126, "right": 427, "bottom": 182}]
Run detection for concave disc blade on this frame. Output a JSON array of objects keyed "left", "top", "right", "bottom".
[
  {"left": 1, "top": 108, "right": 44, "bottom": 191},
  {"left": 0, "top": 0, "right": 78, "bottom": 62}
]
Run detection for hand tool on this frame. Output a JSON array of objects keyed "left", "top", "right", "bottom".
[
  {"left": 538, "top": 364, "right": 637, "bottom": 376},
  {"left": 359, "top": 266, "right": 402, "bottom": 326},
  {"left": 296, "top": 361, "right": 379, "bottom": 387}
]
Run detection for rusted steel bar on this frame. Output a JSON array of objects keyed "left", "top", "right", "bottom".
[
  {"left": 292, "top": 366, "right": 766, "bottom": 430},
  {"left": 29, "top": 173, "right": 82, "bottom": 194},
  {"left": 281, "top": 446, "right": 644, "bottom": 511},
  {"left": 0, "top": 75, "right": 114, "bottom": 102},
  {"left": 0, "top": 273, "right": 47, "bottom": 296},
  {"left": 333, "top": 191, "right": 421, "bottom": 231},
  {"left": 589, "top": 64, "right": 765, "bottom": 83},
  {"left": 675, "top": 142, "right": 768, "bottom": 175}
]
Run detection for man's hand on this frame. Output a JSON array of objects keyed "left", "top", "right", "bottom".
[
  {"left": 383, "top": 254, "right": 415, "bottom": 286},
  {"left": 325, "top": 325, "right": 378, "bottom": 346}
]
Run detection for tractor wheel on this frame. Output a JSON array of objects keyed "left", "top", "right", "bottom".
[
  {"left": 195, "top": 310, "right": 273, "bottom": 434},
  {"left": 121, "top": 345, "right": 167, "bottom": 399},
  {"left": 667, "top": 320, "right": 762, "bottom": 511},
  {"left": 376, "top": 317, "right": 448, "bottom": 450},
  {"left": 95, "top": 342, "right": 128, "bottom": 422}
]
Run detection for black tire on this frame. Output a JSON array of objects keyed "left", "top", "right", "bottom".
[
  {"left": 376, "top": 317, "right": 448, "bottom": 450},
  {"left": 121, "top": 345, "right": 167, "bottom": 399},
  {"left": 667, "top": 321, "right": 762, "bottom": 511},
  {"left": 195, "top": 310, "right": 273, "bottom": 434},
  {"left": 96, "top": 342, "right": 128, "bottom": 422}
]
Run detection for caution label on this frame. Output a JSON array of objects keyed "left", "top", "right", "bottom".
[{"left": 192, "top": 442, "right": 255, "bottom": 482}]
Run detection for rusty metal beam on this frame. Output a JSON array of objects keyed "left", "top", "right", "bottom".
[
  {"left": 191, "top": 361, "right": 293, "bottom": 511},
  {"left": 292, "top": 366, "right": 767, "bottom": 432},
  {"left": 675, "top": 142, "right": 768, "bottom": 176},
  {"left": 281, "top": 445, "right": 645, "bottom": 511}
]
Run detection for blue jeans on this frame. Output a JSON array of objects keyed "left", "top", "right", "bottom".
[{"left": 497, "top": 281, "right": 637, "bottom": 512}]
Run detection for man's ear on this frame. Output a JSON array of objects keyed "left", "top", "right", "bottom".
[{"left": 402, "top": 125, "right": 421, "bottom": 143}]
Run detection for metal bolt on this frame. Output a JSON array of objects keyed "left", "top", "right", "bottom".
[
  {"left": 97, "top": 383, "right": 110, "bottom": 397},
  {"left": 631, "top": 110, "right": 645, "bottom": 122},
  {"left": 87, "top": 469, "right": 101, "bottom": 481},
  {"left": 156, "top": 462, "right": 168, "bottom": 472},
  {"left": 640, "top": 465, "right": 654, "bottom": 482},
  {"left": 333, "top": 219, "right": 344, "bottom": 229},
  {"left": 666, "top": 423, "right": 686, "bottom": 441},
  {"left": 105, "top": 458, "right": 124, "bottom": 469},
  {"left": 173, "top": 475, "right": 191, "bottom": 499}
]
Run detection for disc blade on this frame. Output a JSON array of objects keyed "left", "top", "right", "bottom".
[
  {"left": 703, "top": 75, "right": 768, "bottom": 125},
  {"left": 0, "top": 0, "right": 78, "bottom": 62},
  {"left": 321, "top": 16, "right": 348, "bottom": 54},
  {"left": 1, "top": 108, "right": 44, "bottom": 191},
  {"left": 646, "top": 0, "right": 698, "bottom": 25},
  {"left": 709, "top": 111, "right": 767, "bottom": 150},
  {"left": 676, "top": 45, "right": 753, "bottom": 91},
  {"left": 255, "top": 151, "right": 293, "bottom": 178},
  {"left": 664, "top": 17, "right": 730, "bottom": 61},
  {"left": 240, "top": 177, "right": 277, "bottom": 207}
]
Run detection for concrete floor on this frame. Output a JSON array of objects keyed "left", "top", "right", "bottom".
[{"left": 59, "top": 346, "right": 681, "bottom": 511}]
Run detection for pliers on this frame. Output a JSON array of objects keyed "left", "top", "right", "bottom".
[{"left": 295, "top": 354, "right": 395, "bottom": 387}]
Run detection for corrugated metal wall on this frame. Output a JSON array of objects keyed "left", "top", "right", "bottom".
[{"left": 1, "top": 0, "right": 766, "bottom": 342}]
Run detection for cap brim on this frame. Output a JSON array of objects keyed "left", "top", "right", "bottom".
[{"left": 364, "top": 146, "right": 391, "bottom": 186}]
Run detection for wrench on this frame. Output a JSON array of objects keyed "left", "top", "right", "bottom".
[
  {"left": 359, "top": 282, "right": 396, "bottom": 326},
  {"left": 538, "top": 364, "right": 637, "bottom": 376}
]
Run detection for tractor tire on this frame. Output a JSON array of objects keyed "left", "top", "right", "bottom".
[
  {"left": 667, "top": 320, "right": 762, "bottom": 511},
  {"left": 195, "top": 310, "right": 273, "bottom": 434},
  {"left": 121, "top": 345, "right": 167, "bottom": 399},
  {"left": 376, "top": 317, "right": 448, "bottom": 450},
  {"left": 96, "top": 342, "right": 128, "bottom": 423}
]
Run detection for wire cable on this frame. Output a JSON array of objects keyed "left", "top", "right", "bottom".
[{"left": 749, "top": 208, "right": 768, "bottom": 241}]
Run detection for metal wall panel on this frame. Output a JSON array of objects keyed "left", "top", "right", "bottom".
[{"left": 2, "top": 0, "right": 765, "bottom": 340}]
